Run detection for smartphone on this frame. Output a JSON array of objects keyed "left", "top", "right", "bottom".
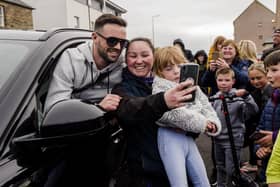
[
  {"left": 212, "top": 51, "right": 220, "bottom": 61},
  {"left": 179, "top": 63, "right": 199, "bottom": 102},
  {"left": 249, "top": 131, "right": 266, "bottom": 141}
]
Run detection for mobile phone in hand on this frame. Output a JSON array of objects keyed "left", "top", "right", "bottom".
[
  {"left": 249, "top": 131, "right": 266, "bottom": 141},
  {"left": 212, "top": 51, "right": 220, "bottom": 61},
  {"left": 179, "top": 63, "right": 199, "bottom": 102}
]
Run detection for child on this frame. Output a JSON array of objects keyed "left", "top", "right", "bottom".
[
  {"left": 241, "top": 63, "right": 273, "bottom": 172},
  {"left": 152, "top": 46, "right": 222, "bottom": 187},
  {"left": 212, "top": 67, "right": 258, "bottom": 187},
  {"left": 254, "top": 50, "right": 280, "bottom": 186}
]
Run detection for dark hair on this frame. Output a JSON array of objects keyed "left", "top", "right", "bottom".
[
  {"left": 94, "top": 14, "right": 127, "bottom": 31},
  {"left": 125, "top": 37, "right": 154, "bottom": 58},
  {"left": 264, "top": 50, "right": 280, "bottom": 68},
  {"left": 194, "top": 50, "right": 208, "bottom": 64}
]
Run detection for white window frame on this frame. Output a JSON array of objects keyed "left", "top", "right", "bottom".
[
  {"left": 74, "top": 16, "right": 80, "bottom": 28},
  {"left": 0, "top": 6, "right": 4, "bottom": 27}
]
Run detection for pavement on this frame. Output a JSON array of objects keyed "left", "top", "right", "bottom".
[{"left": 196, "top": 133, "right": 254, "bottom": 180}]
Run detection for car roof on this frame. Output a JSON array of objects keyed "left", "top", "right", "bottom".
[
  {"left": 0, "top": 29, "right": 45, "bottom": 41},
  {"left": 0, "top": 28, "right": 92, "bottom": 41}
]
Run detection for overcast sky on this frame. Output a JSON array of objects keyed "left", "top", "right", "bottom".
[{"left": 112, "top": 0, "right": 275, "bottom": 54}]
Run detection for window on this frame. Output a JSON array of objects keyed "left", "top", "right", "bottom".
[
  {"left": 90, "top": 21, "right": 94, "bottom": 30},
  {"left": 257, "top": 22, "right": 262, "bottom": 28},
  {"left": 0, "top": 6, "right": 4, "bottom": 27},
  {"left": 258, "top": 35, "right": 263, "bottom": 40},
  {"left": 74, "top": 16, "right": 80, "bottom": 28}
]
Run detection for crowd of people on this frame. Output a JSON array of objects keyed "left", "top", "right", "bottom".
[{"left": 42, "top": 13, "right": 280, "bottom": 187}]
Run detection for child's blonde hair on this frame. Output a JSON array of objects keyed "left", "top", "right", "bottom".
[
  {"left": 238, "top": 40, "right": 258, "bottom": 64},
  {"left": 153, "top": 46, "right": 187, "bottom": 77},
  {"left": 248, "top": 62, "right": 266, "bottom": 75},
  {"left": 215, "top": 67, "right": 235, "bottom": 79}
]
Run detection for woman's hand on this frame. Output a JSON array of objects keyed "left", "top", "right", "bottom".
[
  {"left": 209, "top": 60, "right": 217, "bottom": 71},
  {"left": 216, "top": 58, "right": 229, "bottom": 69},
  {"left": 164, "top": 79, "right": 196, "bottom": 109}
]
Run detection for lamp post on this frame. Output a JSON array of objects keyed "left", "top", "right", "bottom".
[{"left": 152, "top": 14, "right": 160, "bottom": 45}]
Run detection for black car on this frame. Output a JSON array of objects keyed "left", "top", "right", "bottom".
[{"left": 0, "top": 28, "right": 124, "bottom": 187}]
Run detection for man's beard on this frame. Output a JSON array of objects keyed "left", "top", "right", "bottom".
[{"left": 97, "top": 45, "right": 120, "bottom": 64}]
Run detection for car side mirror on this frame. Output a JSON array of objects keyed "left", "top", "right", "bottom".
[{"left": 40, "top": 100, "right": 106, "bottom": 138}]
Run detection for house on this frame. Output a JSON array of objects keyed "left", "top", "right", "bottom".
[
  {"left": 0, "top": 0, "right": 33, "bottom": 29},
  {"left": 21, "top": 0, "right": 126, "bottom": 30},
  {"left": 233, "top": 0, "right": 275, "bottom": 54}
]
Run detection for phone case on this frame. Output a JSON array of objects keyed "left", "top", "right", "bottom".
[{"left": 179, "top": 63, "right": 199, "bottom": 102}]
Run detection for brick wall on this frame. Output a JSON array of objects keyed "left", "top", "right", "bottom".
[{"left": 0, "top": 1, "right": 33, "bottom": 30}]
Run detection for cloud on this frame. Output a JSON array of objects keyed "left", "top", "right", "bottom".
[{"left": 113, "top": 0, "right": 275, "bottom": 52}]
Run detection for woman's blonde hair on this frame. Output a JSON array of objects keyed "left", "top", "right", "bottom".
[
  {"left": 248, "top": 62, "right": 266, "bottom": 75},
  {"left": 238, "top": 40, "right": 258, "bottom": 63},
  {"left": 153, "top": 46, "right": 186, "bottom": 77}
]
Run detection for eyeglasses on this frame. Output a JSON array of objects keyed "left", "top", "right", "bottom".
[{"left": 96, "top": 32, "right": 128, "bottom": 48}]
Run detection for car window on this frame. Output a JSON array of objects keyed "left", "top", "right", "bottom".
[{"left": 0, "top": 41, "right": 40, "bottom": 90}]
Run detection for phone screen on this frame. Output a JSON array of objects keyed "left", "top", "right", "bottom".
[{"left": 179, "top": 63, "right": 199, "bottom": 102}]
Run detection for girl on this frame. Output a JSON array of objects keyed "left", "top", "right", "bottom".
[
  {"left": 248, "top": 62, "right": 273, "bottom": 184},
  {"left": 152, "top": 46, "right": 221, "bottom": 187}
]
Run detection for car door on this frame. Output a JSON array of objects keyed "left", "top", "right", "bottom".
[{"left": 0, "top": 31, "right": 92, "bottom": 187}]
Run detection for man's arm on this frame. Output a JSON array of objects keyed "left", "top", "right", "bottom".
[{"left": 44, "top": 51, "right": 75, "bottom": 114}]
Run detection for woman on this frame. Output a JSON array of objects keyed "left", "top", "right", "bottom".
[
  {"left": 112, "top": 38, "right": 196, "bottom": 187},
  {"left": 194, "top": 50, "right": 208, "bottom": 94},
  {"left": 238, "top": 40, "right": 258, "bottom": 64},
  {"left": 201, "top": 39, "right": 250, "bottom": 95},
  {"left": 207, "top": 35, "right": 226, "bottom": 64}
]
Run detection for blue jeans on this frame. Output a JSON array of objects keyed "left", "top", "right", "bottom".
[{"left": 158, "top": 127, "right": 210, "bottom": 187}]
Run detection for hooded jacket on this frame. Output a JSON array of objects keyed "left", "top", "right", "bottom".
[
  {"left": 44, "top": 41, "right": 124, "bottom": 113},
  {"left": 152, "top": 76, "right": 221, "bottom": 136},
  {"left": 173, "top": 38, "right": 194, "bottom": 62},
  {"left": 212, "top": 88, "right": 258, "bottom": 147}
]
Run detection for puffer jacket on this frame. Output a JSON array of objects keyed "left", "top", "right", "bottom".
[
  {"left": 152, "top": 76, "right": 221, "bottom": 136},
  {"left": 257, "top": 94, "right": 280, "bottom": 132},
  {"left": 44, "top": 41, "right": 124, "bottom": 113},
  {"left": 212, "top": 88, "right": 258, "bottom": 147}
]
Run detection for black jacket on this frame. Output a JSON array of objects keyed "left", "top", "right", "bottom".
[{"left": 112, "top": 68, "right": 169, "bottom": 177}]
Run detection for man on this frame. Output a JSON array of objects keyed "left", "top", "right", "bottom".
[
  {"left": 173, "top": 38, "right": 194, "bottom": 62},
  {"left": 43, "top": 14, "right": 128, "bottom": 187},
  {"left": 44, "top": 14, "right": 128, "bottom": 114},
  {"left": 261, "top": 28, "right": 280, "bottom": 61}
]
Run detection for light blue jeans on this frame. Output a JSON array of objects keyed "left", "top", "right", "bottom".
[{"left": 158, "top": 127, "right": 210, "bottom": 187}]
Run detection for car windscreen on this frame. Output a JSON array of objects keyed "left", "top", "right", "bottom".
[{"left": 0, "top": 40, "right": 40, "bottom": 90}]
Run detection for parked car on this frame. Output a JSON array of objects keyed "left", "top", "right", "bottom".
[{"left": 0, "top": 28, "right": 124, "bottom": 186}]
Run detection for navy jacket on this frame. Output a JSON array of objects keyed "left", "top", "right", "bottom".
[{"left": 112, "top": 68, "right": 169, "bottom": 177}]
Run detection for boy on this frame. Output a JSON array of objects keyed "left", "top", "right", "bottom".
[
  {"left": 255, "top": 50, "right": 280, "bottom": 186},
  {"left": 212, "top": 67, "right": 258, "bottom": 187}
]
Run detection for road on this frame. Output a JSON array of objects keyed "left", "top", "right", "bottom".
[{"left": 196, "top": 133, "right": 250, "bottom": 179}]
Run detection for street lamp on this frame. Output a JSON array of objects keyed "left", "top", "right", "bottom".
[{"left": 152, "top": 14, "right": 160, "bottom": 45}]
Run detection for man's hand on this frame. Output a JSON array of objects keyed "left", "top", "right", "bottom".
[
  {"left": 164, "top": 79, "right": 196, "bottom": 109},
  {"left": 235, "top": 89, "right": 247, "bottom": 97},
  {"left": 256, "top": 146, "right": 272, "bottom": 159},
  {"left": 98, "top": 94, "right": 121, "bottom": 112},
  {"left": 255, "top": 130, "right": 273, "bottom": 147}
]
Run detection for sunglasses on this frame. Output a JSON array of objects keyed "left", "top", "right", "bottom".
[{"left": 96, "top": 32, "right": 128, "bottom": 48}]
